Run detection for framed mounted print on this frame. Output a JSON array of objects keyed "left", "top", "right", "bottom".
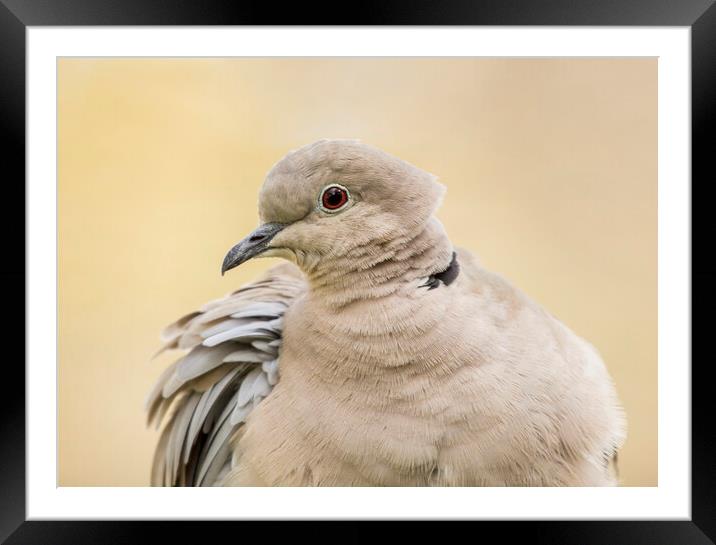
[{"left": 3, "top": 0, "right": 713, "bottom": 542}]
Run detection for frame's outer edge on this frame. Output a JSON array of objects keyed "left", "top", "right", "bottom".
[
  {"left": 692, "top": 1, "right": 716, "bottom": 542},
  {"left": 0, "top": 1, "right": 26, "bottom": 543},
  {"left": 1, "top": 521, "right": 716, "bottom": 545},
  {"left": 0, "top": 0, "right": 715, "bottom": 25},
  {"left": 4, "top": 0, "right": 715, "bottom": 543}
]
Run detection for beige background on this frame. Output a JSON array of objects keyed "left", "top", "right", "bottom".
[{"left": 58, "top": 58, "right": 656, "bottom": 486}]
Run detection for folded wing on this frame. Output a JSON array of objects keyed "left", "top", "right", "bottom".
[{"left": 145, "top": 263, "right": 305, "bottom": 486}]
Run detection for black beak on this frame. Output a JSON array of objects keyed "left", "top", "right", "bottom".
[{"left": 221, "top": 222, "right": 286, "bottom": 276}]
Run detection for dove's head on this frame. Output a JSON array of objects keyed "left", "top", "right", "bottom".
[{"left": 221, "top": 139, "right": 449, "bottom": 278}]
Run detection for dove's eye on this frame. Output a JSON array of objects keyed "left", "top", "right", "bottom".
[{"left": 319, "top": 185, "right": 350, "bottom": 213}]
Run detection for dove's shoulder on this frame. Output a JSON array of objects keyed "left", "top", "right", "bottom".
[
  {"left": 454, "top": 245, "right": 615, "bottom": 378},
  {"left": 145, "top": 262, "right": 306, "bottom": 486},
  {"left": 453, "top": 247, "right": 530, "bottom": 306}
]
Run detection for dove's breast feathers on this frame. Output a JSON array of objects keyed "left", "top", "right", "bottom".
[{"left": 147, "top": 249, "right": 625, "bottom": 487}]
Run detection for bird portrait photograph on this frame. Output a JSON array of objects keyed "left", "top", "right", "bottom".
[{"left": 57, "top": 58, "right": 656, "bottom": 488}]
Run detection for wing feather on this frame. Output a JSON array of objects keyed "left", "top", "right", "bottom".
[
  {"left": 195, "top": 391, "right": 240, "bottom": 486},
  {"left": 146, "top": 262, "right": 305, "bottom": 486}
]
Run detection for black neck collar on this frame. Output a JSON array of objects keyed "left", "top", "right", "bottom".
[{"left": 421, "top": 251, "right": 460, "bottom": 290}]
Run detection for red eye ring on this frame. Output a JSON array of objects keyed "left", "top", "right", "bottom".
[{"left": 320, "top": 185, "right": 350, "bottom": 212}]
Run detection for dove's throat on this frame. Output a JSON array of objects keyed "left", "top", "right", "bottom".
[{"left": 302, "top": 217, "right": 455, "bottom": 308}]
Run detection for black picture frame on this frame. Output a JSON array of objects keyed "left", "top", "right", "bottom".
[{"left": 2, "top": 1, "right": 713, "bottom": 543}]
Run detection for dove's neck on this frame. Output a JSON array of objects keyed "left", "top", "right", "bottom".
[{"left": 302, "top": 217, "right": 455, "bottom": 308}]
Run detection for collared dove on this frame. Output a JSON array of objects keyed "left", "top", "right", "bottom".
[{"left": 146, "top": 139, "right": 626, "bottom": 486}]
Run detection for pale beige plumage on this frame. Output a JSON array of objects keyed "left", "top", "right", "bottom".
[{"left": 147, "top": 139, "right": 626, "bottom": 486}]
